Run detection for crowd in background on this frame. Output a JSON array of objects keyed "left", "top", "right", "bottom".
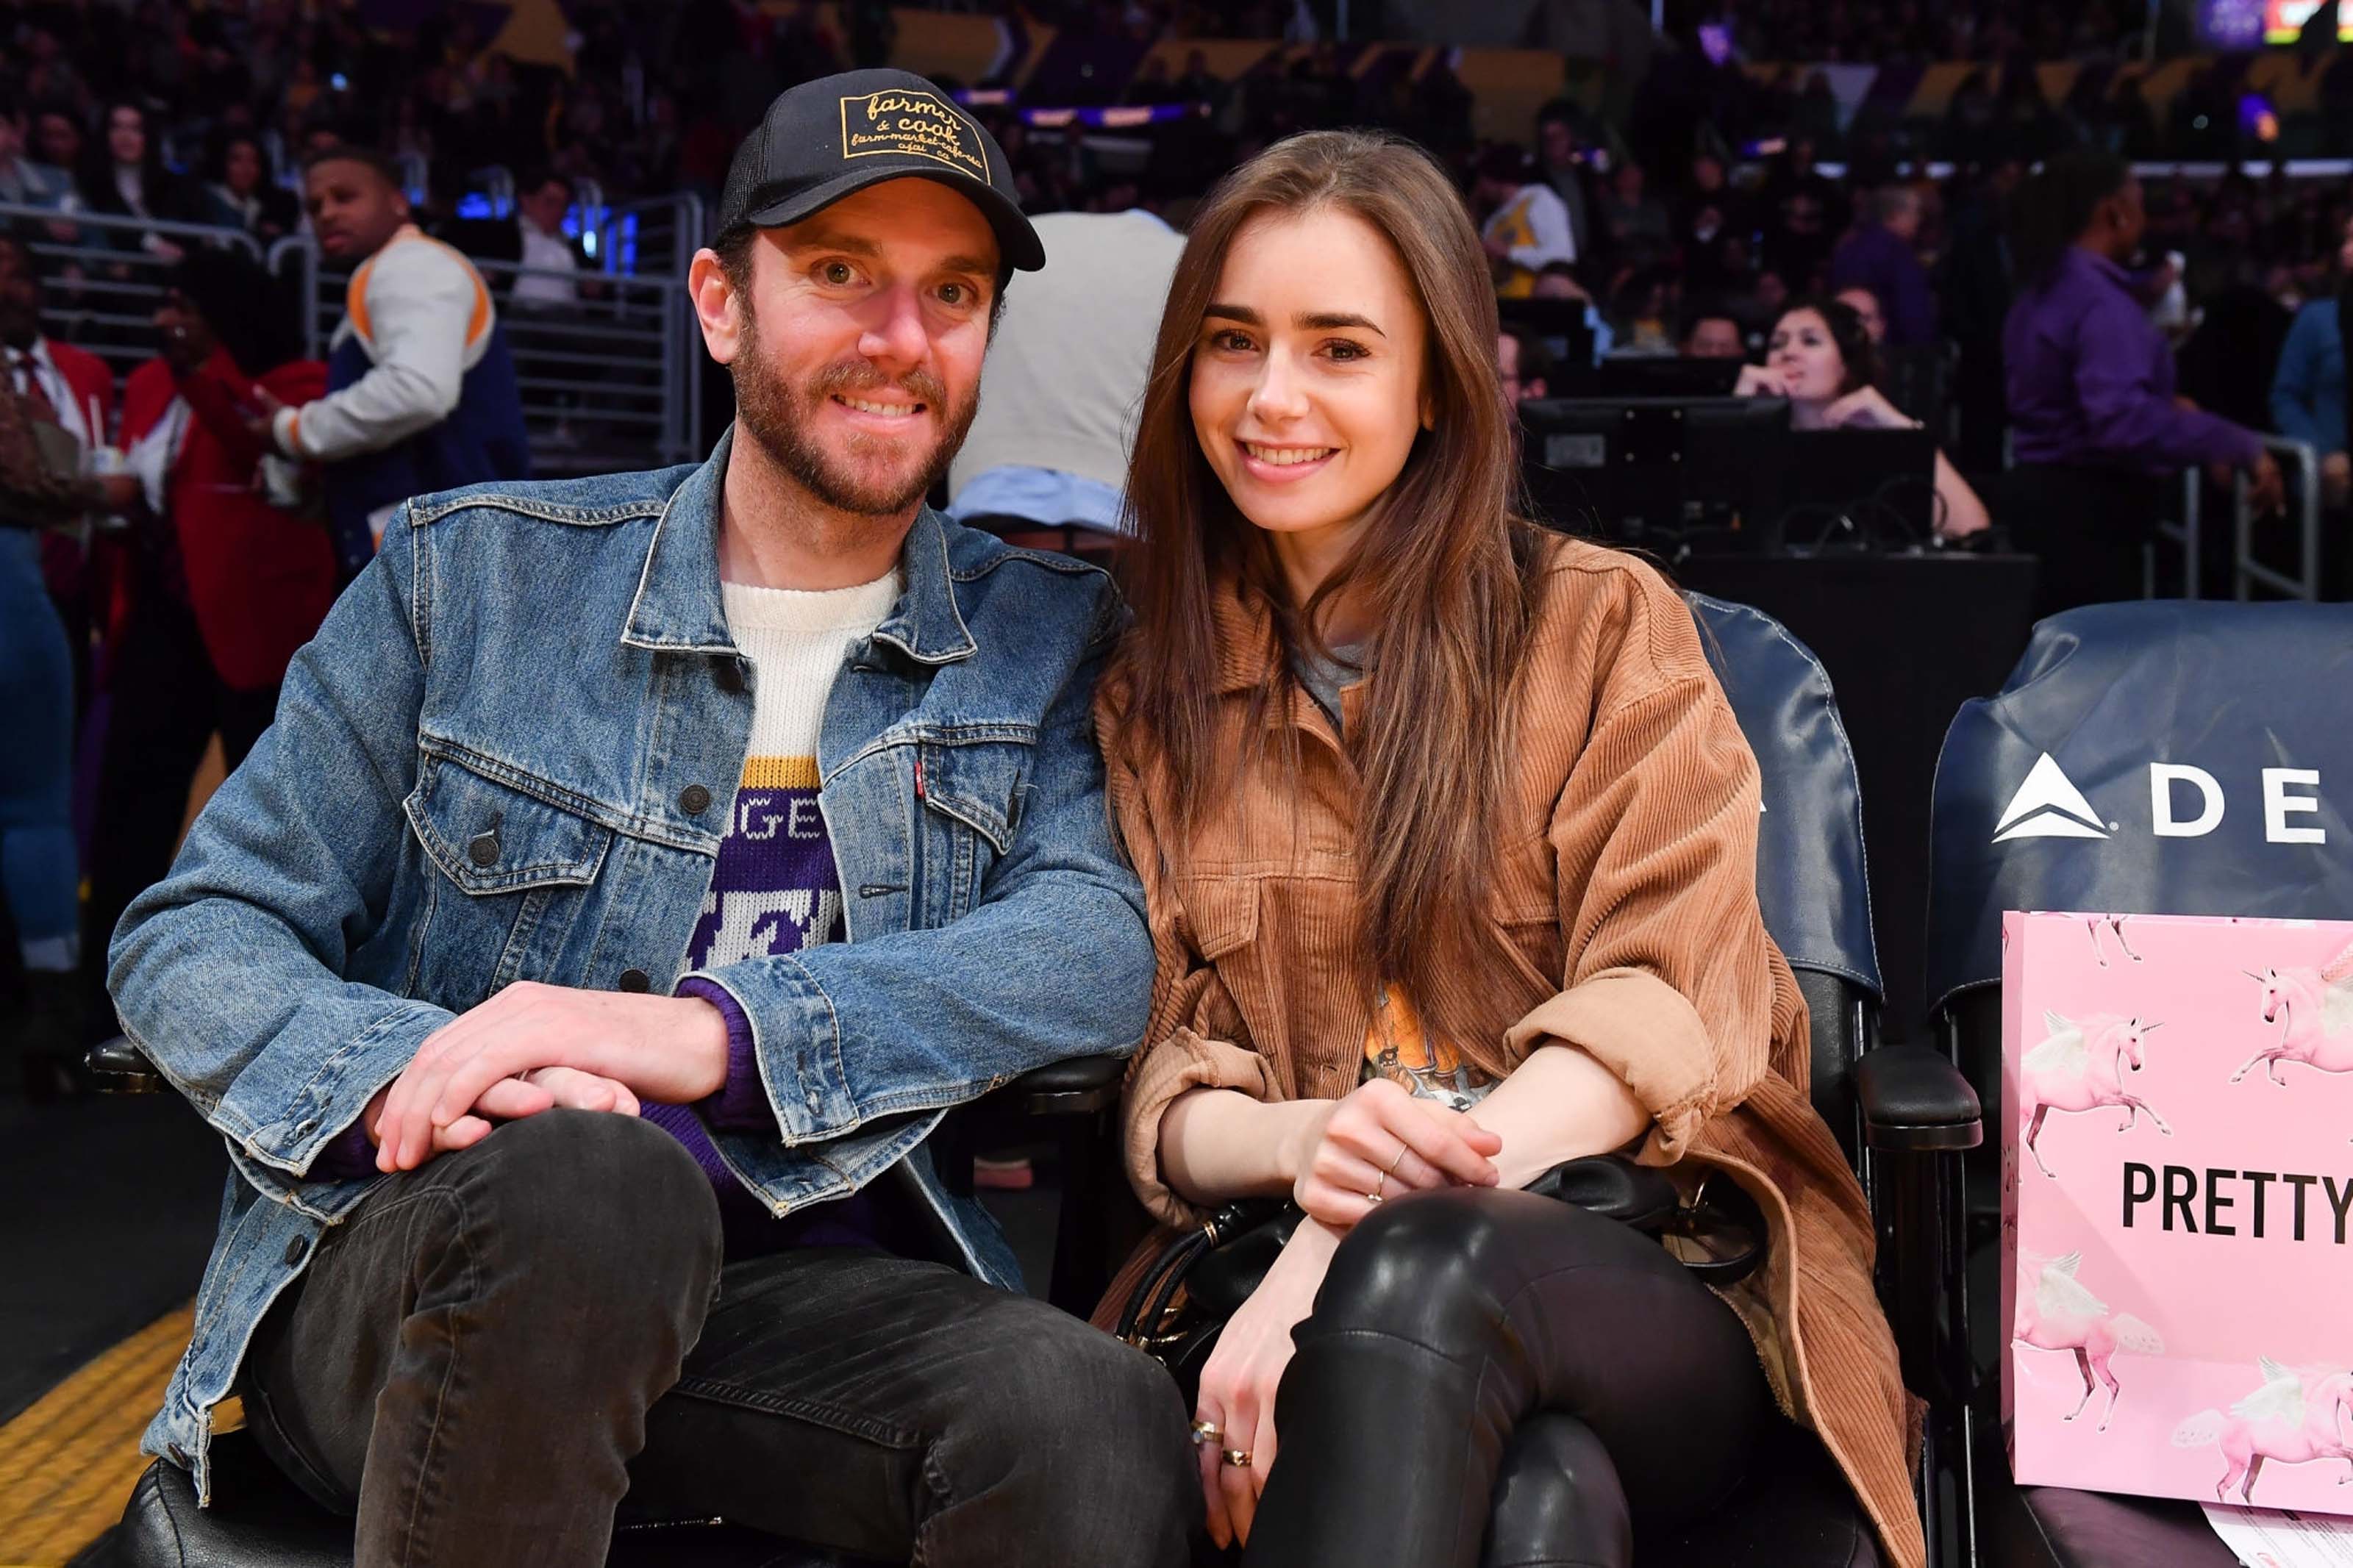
[{"left": 10, "top": 0, "right": 2353, "bottom": 1085}]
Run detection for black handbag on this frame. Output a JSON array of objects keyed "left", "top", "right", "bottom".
[{"left": 1112, "top": 1153, "right": 1764, "bottom": 1403}]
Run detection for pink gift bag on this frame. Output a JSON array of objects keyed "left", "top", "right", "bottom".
[{"left": 2001, "top": 911, "right": 2353, "bottom": 1511}]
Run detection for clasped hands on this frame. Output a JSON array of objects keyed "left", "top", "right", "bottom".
[
  {"left": 362, "top": 981, "right": 730, "bottom": 1173},
  {"left": 1279, "top": 1075, "right": 1503, "bottom": 1225}
]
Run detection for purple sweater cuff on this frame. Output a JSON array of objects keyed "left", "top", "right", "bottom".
[
  {"left": 309, "top": 1118, "right": 380, "bottom": 1182},
  {"left": 675, "top": 977, "right": 774, "bottom": 1134}
]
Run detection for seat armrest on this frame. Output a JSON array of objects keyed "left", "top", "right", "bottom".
[
  {"left": 1007, "top": 1054, "right": 1124, "bottom": 1117},
  {"left": 1855, "top": 1042, "right": 1982, "bottom": 1151},
  {"left": 85, "top": 1037, "right": 165, "bottom": 1095}
]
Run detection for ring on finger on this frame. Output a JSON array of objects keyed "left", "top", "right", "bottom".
[
  {"left": 1191, "top": 1420, "right": 1223, "bottom": 1446},
  {"left": 1376, "top": 1142, "right": 1411, "bottom": 1198},
  {"left": 1222, "top": 1448, "right": 1253, "bottom": 1469}
]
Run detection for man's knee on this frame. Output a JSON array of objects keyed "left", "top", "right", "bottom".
[
  {"left": 451, "top": 1110, "right": 721, "bottom": 1310},
  {"left": 957, "top": 1314, "right": 1193, "bottom": 1534}
]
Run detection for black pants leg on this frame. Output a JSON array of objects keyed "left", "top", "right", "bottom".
[
  {"left": 245, "top": 1111, "right": 1196, "bottom": 1568},
  {"left": 243, "top": 1111, "right": 725, "bottom": 1568},
  {"left": 1241, "top": 1188, "right": 1768, "bottom": 1568},
  {"left": 215, "top": 679, "right": 280, "bottom": 770},
  {"left": 2001, "top": 465, "right": 2167, "bottom": 620},
  {"left": 628, "top": 1245, "right": 1196, "bottom": 1567},
  {"left": 82, "top": 593, "right": 217, "bottom": 1032}
]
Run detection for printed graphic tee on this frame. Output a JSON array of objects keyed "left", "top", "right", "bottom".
[
  {"left": 643, "top": 569, "right": 904, "bottom": 1256},
  {"left": 684, "top": 573, "right": 901, "bottom": 969}
]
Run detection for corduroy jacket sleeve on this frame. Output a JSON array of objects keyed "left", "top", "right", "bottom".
[
  {"left": 1099, "top": 710, "right": 1274, "bottom": 1227},
  {"left": 1503, "top": 565, "right": 1778, "bottom": 1164}
]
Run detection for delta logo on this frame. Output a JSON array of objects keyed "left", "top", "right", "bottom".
[{"left": 1993, "top": 753, "right": 2329, "bottom": 846}]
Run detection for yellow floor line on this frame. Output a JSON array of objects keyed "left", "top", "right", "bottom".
[{"left": 0, "top": 1304, "right": 191, "bottom": 1568}]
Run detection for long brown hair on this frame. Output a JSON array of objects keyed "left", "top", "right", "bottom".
[{"left": 1110, "top": 129, "right": 1548, "bottom": 1053}]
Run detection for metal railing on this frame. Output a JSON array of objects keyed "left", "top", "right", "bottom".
[
  {"left": 2232, "top": 437, "right": 2324, "bottom": 602},
  {"left": 2147, "top": 468, "right": 2202, "bottom": 601},
  {"left": 280, "top": 236, "right": 701, "bottom": 473},
  {"left": 1, "top": 201, "right": 265, "bottom": 382}
]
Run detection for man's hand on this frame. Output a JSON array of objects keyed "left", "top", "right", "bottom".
[
  {"left": 2244, "top": 450, "right": 2285, "bottom": 517},
  {"left": 359, "top": 1064, "right": 642, "bottom": 1167},
  {"left": 246, "top": 387, "right": 288, "bottom": 453},
  {"left": 373, "top": 982, "right": 730, "bottom": 1173},
  {"left": 1482, "top": 229, "right": 1513, "bottom": 264},
  {"left": 2324, "top": 450, "right": 2350, "bottom": 507}
]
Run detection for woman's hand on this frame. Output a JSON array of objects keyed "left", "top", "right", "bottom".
[
  {"left": 1821, "top": 386, "right": 1920, "bottom": 431},
  {"left": 1193, "top": 1217, "right": 1341, "bottom": 1550},
  {"left": 1279, "top": 1077, "right": 1501, "bottom": 1229},
  {"left": 1733, "top": 362, "right": 1790, "bottom": 398}
]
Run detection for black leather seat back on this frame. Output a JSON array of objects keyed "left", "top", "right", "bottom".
[
  {"left": 1926, "top": 601, "right": 2353, "bottom": 1133},
  {"left": 1927, "top": 599, "right": 2353, "bottom": 1019},
  {"left": 1688, "top": 593, "right": 1882, "bottom": 1167}
]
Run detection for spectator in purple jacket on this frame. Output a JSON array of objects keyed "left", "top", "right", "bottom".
[
  {"left": 2000, "top": 148, "right": 2282, "bottom": 615},
  {"left": 1827, "top": 185, "right": 1936, "bottom": 346}
]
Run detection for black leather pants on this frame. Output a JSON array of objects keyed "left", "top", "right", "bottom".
[{"left": 1241, "top": 1187, "right": 1768, "bottom": 1568}]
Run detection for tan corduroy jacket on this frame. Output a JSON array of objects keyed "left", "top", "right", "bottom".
[{"left": 1093, "top": 537, "right": 1923, "bottom": 1568}]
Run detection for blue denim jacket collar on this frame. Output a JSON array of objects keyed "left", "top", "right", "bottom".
[{"left": 621, "top": 425, "right": 978, "bottom": 667}]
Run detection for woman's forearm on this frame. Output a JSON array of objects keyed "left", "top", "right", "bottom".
[
  {"left": 1467, "top": 1043, "right": 1650, "bottom": 1189},
  {"left": 1159, "top": 1086, "right": 1332, "bottom": 1208}
]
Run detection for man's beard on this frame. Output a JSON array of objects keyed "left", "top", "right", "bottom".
[{"left": 731, "top": 312, "right": 979, "bottom": 518}]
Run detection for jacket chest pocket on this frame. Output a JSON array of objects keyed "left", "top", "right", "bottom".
[
  {"left": 912, "top": 738, "right": 1032, "bottom": 926},
  {"left": 403, "top": 752, "right": 616, "bottom": 1005}
]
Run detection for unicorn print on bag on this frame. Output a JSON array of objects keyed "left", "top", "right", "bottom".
[
  {"left": 2083, "top": 914, "right": 2143, "bottom": 969},
  {"left": 2012, "top": 1251, "right": 2165, "bottom": 1431},
  {"left": 2229, "top": 940, "right": 2353, "bottom": 1106},
  {"left": 2172, "top": 1358, "right": 2353, "bottom": 1503},
  {"left": 2018, "top": 1011, "right": 2174, "bottom": 1178}
]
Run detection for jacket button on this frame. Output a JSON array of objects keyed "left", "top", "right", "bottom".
[
  {"left": 618, "top": 968, "right": 651, "bottom": 993},
  {"left": 283, "top": 1238, "right": 307, "bottom": 1266},
  {"left": 679, "top": 784, "right": 712, "bottom": 816},
  {"left": 713, "top": 657, "right": 745, "bottom": 695},
  {"left": 466, "top": 830, "right": 499, "bottom": 867}
]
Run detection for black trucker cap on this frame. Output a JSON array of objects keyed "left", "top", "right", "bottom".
[{"left": 715, "top": 69, "right": 1045, "bottom": 273}]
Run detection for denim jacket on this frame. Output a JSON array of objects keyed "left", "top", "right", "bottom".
[{"left": 108, "top": 429, "right": 1155, "bottom": 1500}]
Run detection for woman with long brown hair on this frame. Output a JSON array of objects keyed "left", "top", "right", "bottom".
[{"left": 1096, "top": 129, "right": 1921, "bottom": 1567}]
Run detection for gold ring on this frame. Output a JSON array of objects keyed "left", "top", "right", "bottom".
[
  {"left": 1377, "top": 1144, "right": 1410, "bottom": 1199},
  {"left": 1222, "top": 1448, "right": 1253, "bottom": 1469},
  {"left": 1190, "top": 1420, "right": 1222, "bottom": 1446},
  {"left": 1363, "top": 1189, "right": 1384, "bottom": 1205}
]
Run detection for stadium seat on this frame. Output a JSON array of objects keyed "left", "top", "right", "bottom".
[
  {"left": 1924, "top": 599, "right": 2353, "bottom": 1568},
  {"left": 88, "top": 595, "right": 1981, "bottom": 1567},
  {"left": 1679, "top": 593, "right": 1982, "bottom": 1568}
]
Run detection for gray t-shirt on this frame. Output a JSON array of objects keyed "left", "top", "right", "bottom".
[{"left": 1295, "top": 642, "right": 1364, "bottom": 736}]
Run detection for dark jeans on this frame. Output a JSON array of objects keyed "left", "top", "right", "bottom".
[
  {"left": 82, "top": 587, "right": 277, "bottom": 1035},
  {"left": 242, "top": 1111, "right": 1195, "bottom": 1568},
  {"left": 1242, "top": 1188, "right": 1774, "bottom": 1568}
]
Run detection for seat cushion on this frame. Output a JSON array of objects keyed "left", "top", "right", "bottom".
[
  {"left": 1640, "top": 1425, "right": 1881, "bottom": 1568},
  {"left": 91, "top": 1446, "right": 888, "bottom": 1568},
  {"left": 1985, "top": 1482, "right": 2240, "bottom": 1568}
]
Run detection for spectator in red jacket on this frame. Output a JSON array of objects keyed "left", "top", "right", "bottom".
[{"left": 82, "top": 248, "right": 334, "bottom": 1033}]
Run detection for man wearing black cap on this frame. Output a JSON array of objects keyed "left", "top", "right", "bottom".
[{"left": 108, "top": 69, "right": 1192, "bottom": 1567}]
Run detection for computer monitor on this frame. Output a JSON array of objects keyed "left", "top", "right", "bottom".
[
  {"left": 1577, "top": 356, "right": 1746, "bottom": 399},
  {"left": 1518, "top": 395, "right": 1791, "bottom": 549},
  {"left": 1777, "top": 428, "right": 1938, "bottom": 550}
]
